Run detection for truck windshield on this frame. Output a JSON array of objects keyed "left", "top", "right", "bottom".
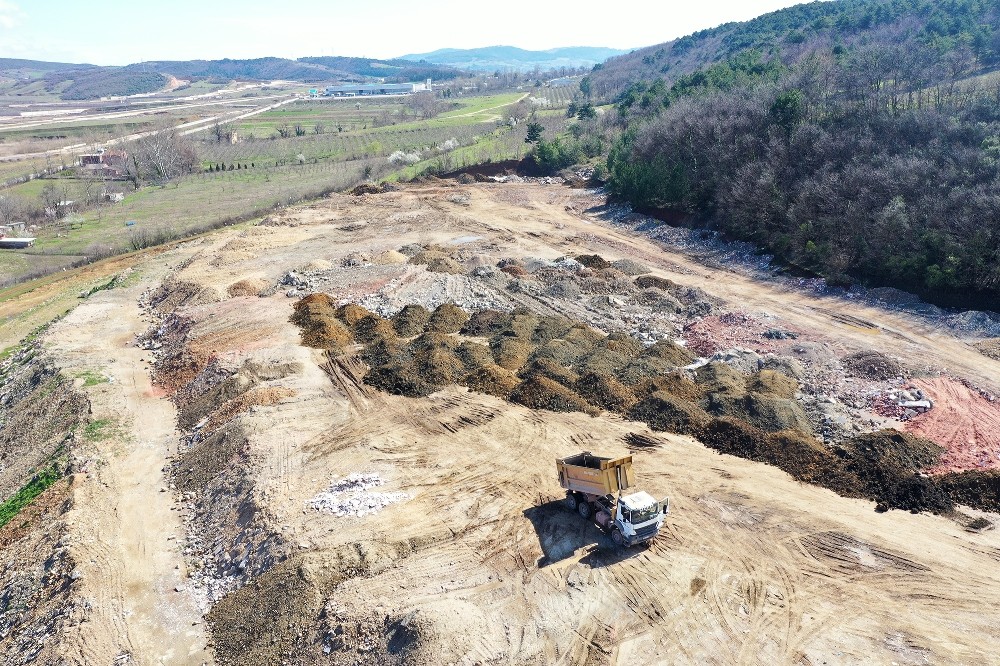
[{"left": 629, "top": 505, "right": 658, "bottom": 524}]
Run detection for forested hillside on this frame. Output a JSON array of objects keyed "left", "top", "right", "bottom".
[{"left": 586, "top": 0, "right": 1000, "bottom": 309}]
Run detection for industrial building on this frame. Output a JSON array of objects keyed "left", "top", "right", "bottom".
[{"left": 323, "top": 79, "right": 432, "bottom": 97}]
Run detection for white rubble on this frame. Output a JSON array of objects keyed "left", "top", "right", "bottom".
[{"left": 307, "top": 472, "right": 409, "bottom": 518}]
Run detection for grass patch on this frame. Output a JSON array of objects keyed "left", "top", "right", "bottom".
[
  {"left": 76, "top": 370, "right": 108, "bottom": 387},
  {"left": 0, "top": 463, "right": 62, "bottom": 529},
  {"left": 84, "top": 418, "right": 113, "bottom": 442}
]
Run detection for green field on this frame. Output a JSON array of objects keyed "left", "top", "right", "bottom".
[{"left": 0, "top": 90, "right": 562, "bottom": 287}]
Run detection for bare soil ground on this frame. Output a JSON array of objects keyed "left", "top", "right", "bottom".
[{"left": 2, "top": 180, "right": 1000, "bottom": 664}]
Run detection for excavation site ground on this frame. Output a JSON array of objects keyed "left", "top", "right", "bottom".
[{"left": 2, "top": 178, "right": 1000, "bottom": 665}]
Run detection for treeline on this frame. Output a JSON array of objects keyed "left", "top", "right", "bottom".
[
  {"left": 587, "top": 0, "right": 1000, "bottom": 100},
  {"left": 604, "top": 43, "right": 1000, "bottom": 308}
]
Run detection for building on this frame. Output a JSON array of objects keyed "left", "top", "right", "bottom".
[
  {"left": 324, "top": 79, "right": 432, "bottom": 97},
  {"left": 78, "top": 148, "right": 129, "bottom": 179}
]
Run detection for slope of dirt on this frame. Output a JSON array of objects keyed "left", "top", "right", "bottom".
[
  {"left": 906, "top": 377, "right": 1000, "bottom": 474},
  {"left": 3, "top": 180, "right": 1000, "bottom": 664}
]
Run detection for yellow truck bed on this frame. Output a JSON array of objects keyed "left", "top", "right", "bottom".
[{"left": 557, "top": 452, "right": 635, "bottom": 497}]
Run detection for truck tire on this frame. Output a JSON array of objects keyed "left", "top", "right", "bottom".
[
  {"left": 577, "top": 501, "right": 592, "bottom": 519},
  {"left": 611, "top": 528, "right": 625, "bottom": 547},
  {"left": 565, "top": 493, "right": 579, "bottom": 512}
]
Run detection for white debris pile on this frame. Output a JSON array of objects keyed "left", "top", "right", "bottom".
[{"left": 307, "top": 473, "right": 409, "bottom": 517}]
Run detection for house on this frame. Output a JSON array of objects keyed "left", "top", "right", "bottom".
[{"left": 78, "top": 148, "right": 129, "bottom": 179}]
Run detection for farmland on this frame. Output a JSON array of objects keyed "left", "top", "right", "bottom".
[{"left": 0, "top": 87, "right": 568, "bottom": 287}]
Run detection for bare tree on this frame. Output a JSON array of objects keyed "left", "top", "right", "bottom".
[
  {"left": 408, "top": 92, "right": 438, "bottom": 119},
  {"left": 127, "top": 130, "right": 199, "bottom": 188}
]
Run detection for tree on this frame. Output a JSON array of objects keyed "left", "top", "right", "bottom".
[
  {"left": 576, "top": 103, "right": 597, "bottom": 120},
  {"left": 127, "top": 129, "right": 199, "bottom": 187},
  {"left": 525, "top": 122, "right": 544, "bottom": 144}
]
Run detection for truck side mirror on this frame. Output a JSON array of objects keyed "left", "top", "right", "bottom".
[{"left": 661, "top": 498, "right": 670, "bottom": 515}]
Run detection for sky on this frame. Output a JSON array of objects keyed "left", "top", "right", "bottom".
[{"left": 0, "top": 0, "right": 816, "bottom": 65}]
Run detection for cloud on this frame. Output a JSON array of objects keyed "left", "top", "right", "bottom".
[{"left": 0, "top": 0, "right": 24, "bottom": 29}]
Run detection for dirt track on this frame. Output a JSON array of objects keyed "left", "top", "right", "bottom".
[{"left": 3, "top": 180, "right": 1000, "bottom": 664}]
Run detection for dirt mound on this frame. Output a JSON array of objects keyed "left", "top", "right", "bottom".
[
  {"left": 413, "top": 347, "right": 466, "bottom": 385},
  {"left": 633, "top": 372, "right": 703, "bottom": 401},
  {"left": 361, "top": 337, "right": 409, "bottom": 369},
  {"left": 974, "top": 338, "right": 1000, "bottom": 361},
  {"left": 706, "top": 392, "right": 812, "bottom": 433},
  {"left": 746, "top": 370, "right": 799, "bottom": 399},
  {"left": 575, "top": 254, "right": 611, "bottom": 269},
  {"left": 841, "top": 430, "right": 951, "bottom": 513},
  {"left": 697, "top": 417, "right": 768, "bottom": 460},
  {"left": 762, "top": 430, "right": 848, "bottom": 486},
  {"left": 373, "top": 250, "right": 408, "bottom": 265},
  {"left": 642, "top": 339, "right": 696, "bottom": 366},
  {"left": 937, "top": 471, "right": 1000, "bottom": 512},
  {"left": 510, "top": 375, "right": 598, "bottom": 416},
  {"left": 350, "top": 183, "right": 387, "bottom": 195},
  {"left": 204, "top": 386, "right": 296, "bottom": 432},
  {"left": 600, "top": 332, "right": 645, "bottom": 358},
  {"left": 490, "top": 337, "right": 533, "bottom": 371},
  {"left": 694, "top": 362, "right": 747, "bottom": 396},
  {"left": 353, "top": 314, "right": 397, "bottom": 344},
  {"left": 530, "top": 339, "right": 587, "bottom": 366},
  {"left": 410, "top": 250, "right": 465, "bottom": 275},
  {"left": 629, "top": 391, "right": 710, "bottom": 436},
  {"left": 563, "top": 324, "right": 604, "bottom": 347},
  {"left": 842, "top": 350, "right": 906, "bottom": 380},
  {"left": 364, "top": 363, "right": 434, "bottom": 397},
  {"left": 391, "top": 304, "right": 431, "bottom": 337},
  {"left": 532, "top": 315, "right": 575, "bottom": 343},
  {"left": 611, "top": 259, "right": 650, "bottom": 275},
  {"left": 227, "top": 278, "right": 270, "bottom": 298},
  {"left": 634, "top": 275, "right": 679, "bottom": 292},
  {"left": 503, "top": 310, "right": 541, "bottom": 339},
  {"left": 461, "top": 364, "right": 521, "bottom": 398},
  {"left": 291, "top": 293, "right": 337, "bottom": 323},
  {"left": 336, "top": 303, "right": 373, "bottom": 327},
  {"left": 456, "top": 341, "right": 493, "bottom": 371},
  {"left": 575, "top": 372, "right": 637, "bottom": 413},
  {"left": 461, "top": 309, "right": 513, "bottom": 337},
  {"left": 636, "top": 288, "right": 684, "bottom": 313},
  {"left": 519, "top": 358, "right": 579, "bottom": 387},
  {"left": 617, "top": 356, "right": 677, "bottom": 385},
  {"left": 427, "top": 304, "right": 470, "bottom": 333},
  {"left": 577, "top": 348, "right": 633, "bottom": 376},
  {"left": 300, "top": 317, "right": 353, "bottom": 350}
]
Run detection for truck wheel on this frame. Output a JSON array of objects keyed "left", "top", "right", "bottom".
[
  {"left": 565, "top": 493, "right": 579, "bottom": 512},
  {"left": 611, "top": 528, "right": 625, "bottom": 547},
  {"left": 577, "top": 501, "right": 592, "bottom": 519}
]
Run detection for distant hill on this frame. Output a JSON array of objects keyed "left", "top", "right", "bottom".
[
  {"left": 0, "top": 56, "right": 462, "bottom": 101},
  {"left": 399, "top": 46, "right": 628, "bottom": 71}
]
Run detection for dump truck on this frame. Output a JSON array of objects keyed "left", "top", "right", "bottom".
[{"left": 557, "top": 451, "right": 669, "bottom": 547}]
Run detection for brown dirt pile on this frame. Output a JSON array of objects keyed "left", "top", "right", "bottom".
[
  {"left": 634, "top": 372, "right": 703, "bottom": 401},
  {"left": 628, "top": 391, "right": 710, "bottom": 436},
  {"left": 490, "top": 337, "right": 533, "bottom": 371},
  {"left": 391, "top": 304, "right": 431, "bottom": 337},
  {"left": 611, "top": 258, "right": 651, "bottom": 275},
  {"left": 410, "top": 250, "right": 464, "bottom": 274},
  {"left": 456, "top": 341, "right": 493, "bottom": 370},
  {"left": 574, "top": 372, "right": 637, "bottom": 413},
  {"left": 643, "top": 340, "right": 697, "bottom": 366},
  {"left": 227, "top": 278, "right": 270, "bottom": 298},
  {"left": 427, "top": 304, "right": 470, "bottom": 333},
  {"left": 747, "top": 370, "right": 799, "bottom": 399},
  {"left": 461, "top": 309, "right": 513, "bottom": 337},
  {"left": 510, "top": 375, "right": 598, "bottom": 416},
  {"left": 353, "top": 314, "right": 397, "bottom": 344},
  {"left": 842, "top": 350, "right": 906, "bottom": 380},
  {"left": 292, "top": 295, "right": 353, "bottom": 350},
  {"left": 519, "top": 358, "right": 579, "bottom": 388},
  {"left": 461, "top": 364, "right": 521, "bottom": 398},
  {"left": 335, "top": 303, "right": 373, "bottom": 328},
  {"left": 203, "top": 387, "right": 296, "bottom": 432},
  {"left": 600, "top": 332, "right": 645, "bottom": 358},
  {"left": 532, "top": 315, "right": 575, "bottom": 343},
  {"left": 974, "top": 338, "right": 1000, "bottom": 361},
  {"left": 705, "top": 392, "right": 812, "bottom": 433},
  {"left": 840, "top": 430, "right": 951, "bottom": 513},
  {"left": 694, "top": 362, "right": 747, "bottom": 396},
  {"left": 937, "top": 471, "right": 1000, "bottom": 513},
  {"left": 634, "top": 275, "right": 680, "bottom": 292},
  {"left": 575, "top": 254, "right": 611, "bottom": 269}
]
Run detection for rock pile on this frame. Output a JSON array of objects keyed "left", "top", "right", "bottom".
[{"left": 307, "top": 473, "right": 408, "bottom": 517}]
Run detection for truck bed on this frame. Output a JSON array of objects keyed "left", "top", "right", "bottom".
[{"left": 557, "top": 452, "right": 635, "bottom": 497}]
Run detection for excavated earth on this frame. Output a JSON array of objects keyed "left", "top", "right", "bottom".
[{"left": 1, "top": 180, "right": 1000, "bottom": 665}]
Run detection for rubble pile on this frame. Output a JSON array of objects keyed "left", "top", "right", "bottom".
[{"left": 307, "top": 473, "right": 409, "bottom": 517}]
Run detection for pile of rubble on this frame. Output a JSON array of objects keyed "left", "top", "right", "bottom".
[{"left": 307, "top": 473, "right": 409, "bottom": 518}]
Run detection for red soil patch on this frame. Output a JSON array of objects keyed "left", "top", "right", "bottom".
[
  {"left": 905, "top": 377, "right": 1000, "bottom": 474},
  {"left": 683, "top": 311, "right": 804, "bottom": 356}
]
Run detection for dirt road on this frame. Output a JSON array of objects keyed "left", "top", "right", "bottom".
[{"left": 44, "top": 257, "right": 211, "bottom": 665}]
